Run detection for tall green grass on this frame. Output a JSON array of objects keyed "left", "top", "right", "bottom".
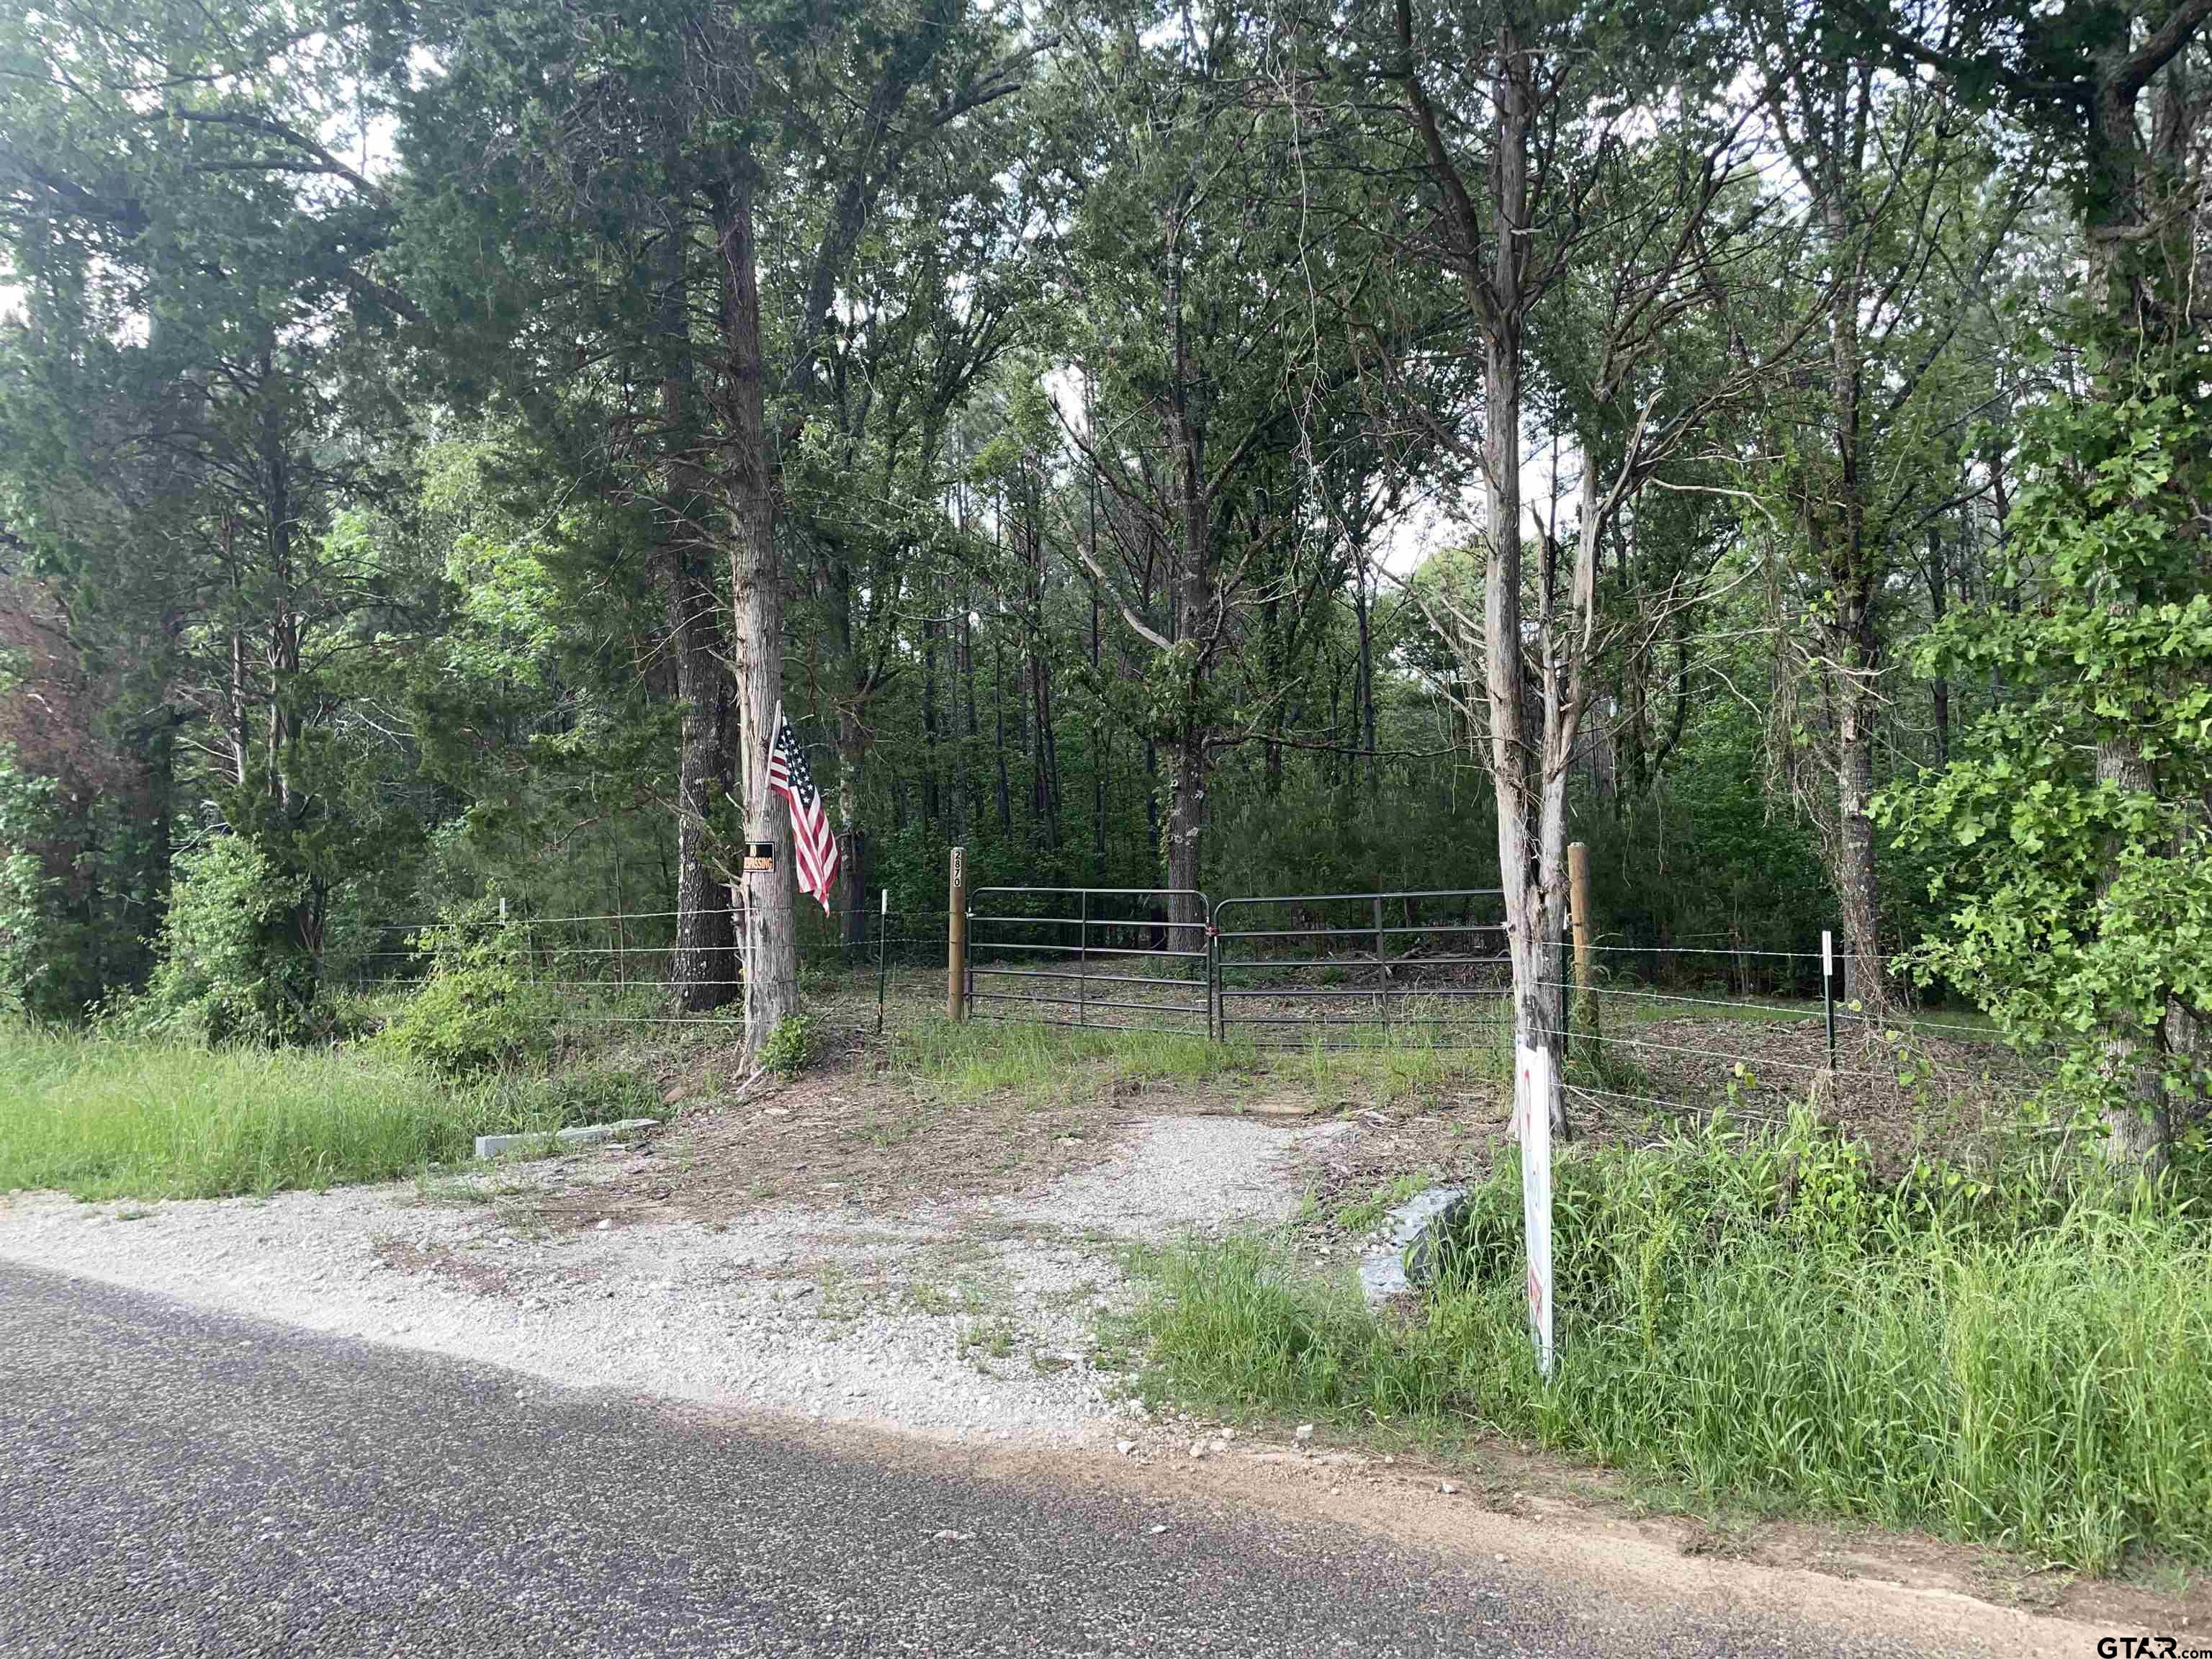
[
  {"left": 1136, "top": 1116, "right": 2212, "bottom": 1572},
  {"left": 894, "top": 1016, "right": 1256, "bottom": 1102},
  {"left": 0, "top": 1023, "right": 563, "bottom": 1200}
]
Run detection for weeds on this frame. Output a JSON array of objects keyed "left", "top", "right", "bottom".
[
  {"left": 760, "top": 1014, "right": 813, "bottom": 1079},
  {"left": 894, "top": 1017, "right": 1252, "bottom": 1104},
  {"left": 0, "top": 1022, "right": 569, "bottom": 1200},
  {"left": 1135, "top": 1112, "right": 2212, "bottom": 1574},
  {"left": 1333, "top": 1170, "right": 1437, "bottom": 1235},
  {"left": 958, "top": 1314, "right": 1020, "bottom": 1365}
]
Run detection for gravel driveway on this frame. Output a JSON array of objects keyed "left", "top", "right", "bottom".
[{"left": 0, "top": 1111, "right": 1346, "bottom": 1446}]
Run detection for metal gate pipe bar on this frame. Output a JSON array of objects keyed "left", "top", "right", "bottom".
[
  {"left": 973, "top": 992, "right": 1210, "bottom": 1017},
  {"left": 1210, "top": 889, "right": 1509, "bottom": 1049},
  {"left": 1218, "top": 984, "right": 1507, "bottom": 1000},
  {"left": 966, "top": 886, "right": 1211, "bottom": 1035},
  {"left": 978, "top": 966, "right": 1200, "bottom": 988},
  {"left": 1213, "top": 952, "right": 1509, "bottom": 974}
]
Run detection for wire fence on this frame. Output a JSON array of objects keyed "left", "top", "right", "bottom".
[
  {"left": 1537, "top": 936, "right": 2033, "bottom": 1138},
  {"left": 327, "top": 902, "right": 953, "bottom": 1028},
  {"left": 321, "top": 893, "right": 2030, "bottom": 1133}
]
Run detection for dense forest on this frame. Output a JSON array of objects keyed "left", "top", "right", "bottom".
[{"left": 0, "top": 0, "right": 2206, "bottom": 1153}]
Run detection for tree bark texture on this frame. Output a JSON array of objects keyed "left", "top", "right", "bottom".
[
  {"left": 659, "top": 226, "right": 738, "bottom": 1012},
  {"left": 713, "top": 163, "right": 798, "bottom": 1058}
]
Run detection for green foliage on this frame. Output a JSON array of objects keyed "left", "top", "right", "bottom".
[
  {"left": 1137, "top": 1117, "right": 2212, "bottom": 1572},
  {"left": 759, "top": 1014, "right": 814, "bottom": 1081},
  {"left": 0, "top": 1020, "right": 562, "bottom": 1200},
  {"left": 375, "top": 901, "right": 561, "bottom": 1079},
  {"left": 495, "top": 1061, "right": 663, "bottom": 1128},
  {"left": 1882, "top": 348, "right": 2212, "bottom": 1120},
  {"left": 894, "top": 1016, "right": 1252, "bottom": 1102},
  {"left": 0, "top": 737, "right": 160, "bottom": 1026},
  {"left": 0, "top": 757, "right": 57, "bottom": 1019},
  {"left": 141, "top": 837, "right": 322, "bottom": 1047}
]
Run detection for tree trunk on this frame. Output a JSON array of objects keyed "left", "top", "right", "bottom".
[
  {"left": 1026, "top": 493, "right": 1060, "bottom": 851},
  {"left": 713, "top": 164, "right": 797, "bottom": 1058},
  {"left": 665, "top": 571, "right": 738, "bottom": 1010},
  {"left": 1166, "top": 721, "right": 1207, "bottom": 952},
  {"left": 1472, "top": 24, "right": 1567, "bottom": 1136},
  {"left": 1354, "top": 558, "right": 1377, "bottom": 788},
  {"left": 1822, "top": 163, "right": 1889, "bottom": 1014},
  {"left": 1834, "top": 581, "right": 1885, "bottom": 1008},
  {"left": 1143, "top": 734, "right": 1158, "bottom": 864},
  {"left": 659, "top": 223, "right": 738, "bottom": 1012},
  {"left": 1090, "top": 576, "right": 1107, "bottom": 860},
  {"left": 922, "top": 616, "right": 942, "bottom": 828},
  {"left": 2095, "top": 742, "right": 2170, "bottom": 1166},
  {"left": 1162, "top": 237, "right": 1213, "bottom": 950},
  {"left": 992, "top": 634, "right": 1012, "bottom": 834},
  {"left": 959, "top": 577, "right": 981, "bottom": 832},
  {"left": 1926, "top": 524, "right": 1950, "bottom": 767},
  {"left": 2074, "top": 30, "right": 2198, "bottom": 1161},
  {"left": 838, "top": 706, "right": 868, "bottom": 949}
]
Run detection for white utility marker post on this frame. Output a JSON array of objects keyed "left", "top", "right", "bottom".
[{"left": 1516, "top": 1042, "right": 1556, "bottom": 1378}]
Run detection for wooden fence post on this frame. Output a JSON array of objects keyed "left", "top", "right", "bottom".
[
  {"left": 1567, "top": 842, "right": 1596, "bottom": 1042},
  {"left": 947, "top": 846, "right": 968, "bottom": 1022}
]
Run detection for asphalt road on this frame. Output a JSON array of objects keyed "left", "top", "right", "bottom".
[{"left": 1, "top": 1263, "right": 1972, "bottom": 1658}]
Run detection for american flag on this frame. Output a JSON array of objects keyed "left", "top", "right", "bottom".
[{"left": 765, "top": 700, "right": 840, "bottom": 914}]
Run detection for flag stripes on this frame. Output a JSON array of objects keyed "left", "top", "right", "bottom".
[{"left": 765, "top": 700, "right": 841, "bottom": 914}]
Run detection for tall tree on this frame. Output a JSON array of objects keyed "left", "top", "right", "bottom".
[
  {"left": 1854, "top": 0, "right": 2212, "bottom": 1159},
  {"left": 401, "top": 0, "right": 1036, "bottom": 1050},
  {"left": 1045, "top": 0, "right": 1357, "bottom": 939},
  {"left": 1332, "top": 0, "right": 1775, "bottom": 1131},
  {"left": 0, "top": 0, "right": 410, "bottom": 1015},
  {"left": 1740, "top": 15, "right": 2019, "bottom": 1010}
]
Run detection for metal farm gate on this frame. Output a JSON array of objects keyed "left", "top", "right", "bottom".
[
  {"left": 954, "top": 882, "right": 1514, "bottom": 1048},
  {"left": 1210, "top": 888, "right": 1514, "bottom": 1049},
  {"left": 963, "top": 886, "right": 1213, "bottom": 1035}
]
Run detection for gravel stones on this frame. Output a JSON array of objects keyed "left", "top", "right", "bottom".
[{"left": 0, "top": 1113, "right": 1344, "bottom": 1454}]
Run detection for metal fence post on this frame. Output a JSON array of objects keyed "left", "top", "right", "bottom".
[
  {"left": 1822, "top": 928, "right": 1837, "bottom": 1076},
  {"left": 948, "top": 848, "right": 967, "bottom": 1022},
  {"left": 875, "top": 889, "right": 889, "bottom": 1037},
  {"left": 1568, "top": 841, "right": 1595, "bottom": 1044},
  {"left": 1078, "top": 888, "right": 1089, "bottom": 1030},
  {"left": 1557, "top": 920, "right": 1573, "bottom": 1064},
  {"left": 1208, "top": 917, "right": 1219, "bottom": 1043},
  {"left": 1373, "top": 894, "right": 1388, "bottom": 1040}
]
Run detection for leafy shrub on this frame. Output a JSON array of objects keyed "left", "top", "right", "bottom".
[
  {"left": 0, "top": 755, "right": 57, "bottom": 1020},
  {"left": 376, "top": 901, "right": 559, "bottom": 1077},
  {"left": 143, "top": 835, "right": 323, "bottom": 1046},
  {"left": 0, "top": 845, "right": 46, "bottom": 1021},
  {"left": 760, "top": 1013, "right": 812, "bottom": 1079},
  {"left": 1881, "top": 356, "right": 2212, "bottom": 1133}
]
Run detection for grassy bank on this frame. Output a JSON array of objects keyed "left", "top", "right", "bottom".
[
  {"left": 1136, "top": 1116, "right": 2212, "bottom": 1573},
  {"left": 893, "top": 1012, "right": 1506, "bottom": 1110},
  {"left": 894, "top": 1016, "right": 1258, "bottom": 1102},
  {"left": 0, "top": 1023, "right": 570, "bottom": 1200}
]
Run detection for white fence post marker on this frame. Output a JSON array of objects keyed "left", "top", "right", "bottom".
[{"left": 1516, "top": 1042, "right": 1555, "bottom": 1379}]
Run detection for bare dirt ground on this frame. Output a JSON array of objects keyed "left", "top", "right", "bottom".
[{"left": 0, "top": 981, "right": 2193, "bottom": 1643}]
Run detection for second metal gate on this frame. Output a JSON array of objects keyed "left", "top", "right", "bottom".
[
  {"left": 1211, "top": 888, "right": 1512, "bottom": 1049},
  {"left": 965, "top": 886, "right": 1212, "bottom": 1035}
]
